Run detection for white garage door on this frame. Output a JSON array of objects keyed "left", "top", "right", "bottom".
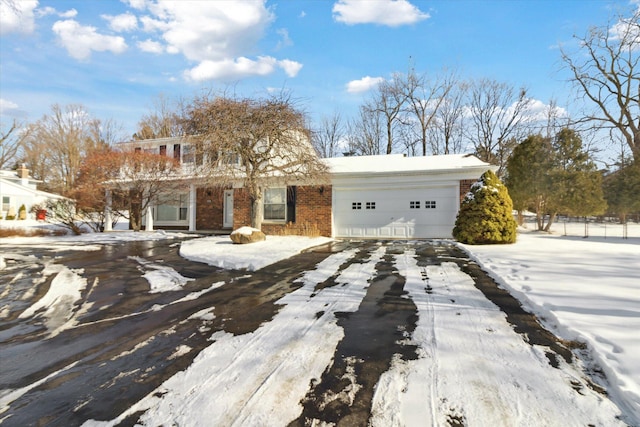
[{"left": 334, "top": 186, "right": 458, "bottom": 239}]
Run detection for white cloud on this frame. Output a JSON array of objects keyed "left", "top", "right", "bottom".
[
  {"left": 346, "top": 76, "right": 384, "bottom": 93},
  {"left": 184, "top": 56, "right": 279, "bottom": 81},
  {"left": 279, "top": 59, "right": 303, "bottom": 77},
  {"left": 0, "top": 98, "right": 19, "bottom": 113},
  {"left": 140, "top": 15, "right": 170, "bottom": 32},
  {"left": 122, "top": 0, "right": 148, "bottom": 10},
  {"left": 59, "top": 8, "right": 77, "bottom": 18},
  {"left": 332, "top": 0, "right": 429, "bottom": 27},
  {"left": 52, "top": 19, "right": 128, "bottom": 60},
  {"left": 37, "top": 6, "right": 77, "bottom": 18},
  {"left": 145, "top": 1, "right": 274, "bottom": 62},
  {"left": 102, "top": 12, "right": 138, "bottom": 32},
  {"left": 138, "top": 38, "right": 164, "bottom": 54},
  {"left": 0, "top": 0, "right": 38, "bottom": 35}
]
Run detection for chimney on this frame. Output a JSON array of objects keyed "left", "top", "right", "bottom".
[{"left": 18, "top": 164, "right": 29, "bottom": 179}]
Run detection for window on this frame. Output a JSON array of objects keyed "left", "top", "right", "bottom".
[
  {"left": 425, "top": 201, "right": 437, "bottom": 209},
  {"left": 159, "top": 145, "right": 167, "bottom": 156},
  {"left": 366, "top": 202, "right": 376, "bottom": 210},
  {"left": 154, "top": 193, "right": 189, "bottom": 221},
  {"left": 410, "top": 201, "right": 420, "bottom": 209},
  {"left": 173, "top": 144, "right": 181, "bottom": 160},
  {"left": 264, "top": 188, "right": 286, "bottom": 221},
  {"left": 2, "top": 196, "right": 10, "bottom": 212},
  {"left": 352, "top": 202, "right": 362, "bottom": 210},
  {"left": 182, "top": 145, "right": 195, "bottom": 164}
]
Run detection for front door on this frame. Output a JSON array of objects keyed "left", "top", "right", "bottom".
[{"left": 223, "top": 189, "right": 234, "bottom": 228}]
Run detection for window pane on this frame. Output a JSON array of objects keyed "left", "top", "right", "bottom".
[{"left": 264, "top": 188, "right": 286, "bottom": 220}]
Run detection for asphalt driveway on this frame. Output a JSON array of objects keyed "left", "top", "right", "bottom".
[{"left": 0, "top": 238, "right": 626, "bottom": 426}]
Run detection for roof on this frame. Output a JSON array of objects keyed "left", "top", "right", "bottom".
[{"left": 323, "top": 153, "right": 495, "bottom": 175}]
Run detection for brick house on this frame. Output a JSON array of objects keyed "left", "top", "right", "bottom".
[{"left": 106, "top": 137, "right": 494, "bottom": 239}]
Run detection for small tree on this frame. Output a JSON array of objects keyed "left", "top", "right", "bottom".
[
  {"left": 453, "top": 170, "right": 517, "bottom": 244},
  {"left": 80, "top": 149, "right": 182, "bottom": 231}
]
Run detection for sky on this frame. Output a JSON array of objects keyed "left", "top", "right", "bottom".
[{"left": 0, "top": 0, "right": 637, "bottom": 149}]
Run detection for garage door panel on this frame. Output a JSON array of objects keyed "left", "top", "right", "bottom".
[{"left": 334, "top": 186, "right": 458, "bottom": 239}]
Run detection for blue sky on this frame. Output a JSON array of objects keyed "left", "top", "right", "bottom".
[{"left": 0, "top": 0, "right": 635, "bottom": 143}]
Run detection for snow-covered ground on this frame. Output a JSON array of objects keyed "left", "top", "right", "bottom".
[
  {"left": 461, "top": 223, "right": 640, "bottom": 424},
  {"left": 1, "top": 220, "right": 638, "bottom": 425}
]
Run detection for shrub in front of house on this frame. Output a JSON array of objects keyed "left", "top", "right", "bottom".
[
  {"left": 19, "top": 204, "right": 27, "bottom": 220},
  {"left": 453, "top": 170, "right": 517, "bottom": 245}
]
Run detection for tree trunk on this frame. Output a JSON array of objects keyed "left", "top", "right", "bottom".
[
  {"left": 129, "top": 189, "right": 142, "bottom": 231},
  {"left": 543, "top": 212, "right": 557, "bottom": 232},
  {"left": 250, "top": 191, "right": 263, "bottom": 230}
]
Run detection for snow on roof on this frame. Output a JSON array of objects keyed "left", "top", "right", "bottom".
[{"left": 323, "top": 153, "right": 494, "bottom": 175}]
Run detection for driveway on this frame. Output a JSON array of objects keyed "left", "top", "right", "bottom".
[{"left": 0, "top": 239, "right": 626, "bottom": 426}]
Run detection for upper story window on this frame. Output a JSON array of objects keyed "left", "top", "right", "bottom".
[{"left": 182, "top": 145, "right": 195, "bottom": 164}]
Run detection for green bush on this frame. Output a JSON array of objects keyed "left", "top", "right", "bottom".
[{"left": 453, "top": 170, "right": 517, "bottom": 245}]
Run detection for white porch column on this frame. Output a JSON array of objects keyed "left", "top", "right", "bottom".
[
  {"left": 145, "top": 205, "right": 154, "bottom": 231},
  {"left": 188, "top": 184, "right": 196, "bottom": 231},
  {"left": 104, "top": 189, "right": 113, "bottom": 231}
]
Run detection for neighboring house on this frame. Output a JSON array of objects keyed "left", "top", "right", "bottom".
[
  {"left": 109, "top": 137, "right": 495, "bottom": 239},
  {"left": 0, "top": 165, "right": 66, "bottom": 220}
]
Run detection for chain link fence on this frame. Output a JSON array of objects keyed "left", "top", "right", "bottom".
[{"left": 520, "top": 217, "right": 640, "bottom": 239}]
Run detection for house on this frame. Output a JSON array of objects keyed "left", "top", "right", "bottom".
[
  {"left": 0, "top": 165, "right": 66, "bottom": 220},
  {"left": 107, "top": 137, "right": 494, "bottom": 239}
]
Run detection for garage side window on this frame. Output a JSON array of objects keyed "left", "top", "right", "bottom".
[
  {"left": 264, "top": 188, "right": 286, "bottom": 221},
  {"left": 366, "top": 202, "right": 376, "bottom": 210},
  {"left": 410, "top": 201, "right": 420, "bottom": 209},
  {"left": 425, "top": 200, "right": 437, "bottom": 209},
  {"left": 352, "top": 202, "right": 362, "bottom": 210}
]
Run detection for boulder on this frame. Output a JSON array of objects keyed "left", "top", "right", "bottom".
[{"left": 230, "top": 226, "right": 266, "bottom": 244}]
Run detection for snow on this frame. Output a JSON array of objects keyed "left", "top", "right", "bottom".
[
  {"left": 460, "top": 226, "right": 640, "bottom": 422},
  {"left": 231, "top": 225, "right": 261, "bottom": 236},
  {"left": 324, "top": 153, "right": 492, "bottom": 175},
  {"left": 3, "top": 220, "right": 639, "bottom": 425},
  {"left": 179, "top": 235, "right": 333, "bottom": 270}
]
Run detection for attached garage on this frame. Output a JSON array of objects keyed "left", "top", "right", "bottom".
[
  {"left": 333, "top": 184, "right": 459, "bottom": 238},
  {"left": 325, "top": 154, "right": 495, "bottom": 239}
]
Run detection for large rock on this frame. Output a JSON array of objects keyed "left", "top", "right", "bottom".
[{"left": 230, "top": 226, "right": 266, "bottom": 244}]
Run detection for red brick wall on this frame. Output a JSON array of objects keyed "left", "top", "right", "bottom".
[
  {"left": 232, "top": 188, "right": 252, "bottom": 230},
  {"left": 196, "top": 187, "right": 225, "bottom": 230},
  {"left": 459, "top": 179, "right": 476, "bottom": 202},
  {"left": 233, "top": 185, "right": 333, "bottom": 237}
]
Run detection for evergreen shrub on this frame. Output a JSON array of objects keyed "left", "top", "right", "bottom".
[{"left": 453, "top": 170, "right": 517, "bottom": 244}]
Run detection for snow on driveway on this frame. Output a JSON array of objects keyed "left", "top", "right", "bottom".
[
  {"left": 85, "top": 241, "right": 627, "bottom": 427},
  {"left": 371, "top": 250, "right": 623, "bottom": 426}
]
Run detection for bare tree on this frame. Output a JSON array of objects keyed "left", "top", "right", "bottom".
[
  {"left": 133, "top": 94, "right": 183, "bottom": 140},
  {"left": 369, "top": 73, "right": 408, "bottom": 154},
  {"left": 0, "top": 119, "right": 28, "bottom": 169},
  {"left": 561, "top": 6, "right": 640, "bottom": 161},
  {"left": 402, "top": 68, "right": 457, "bottom": 156},
  {"left": 345, "top": 105, "right": 385, "bottom": 156},
  {"left": 428, "top": 80, "right": 469, "bottom": 155},
  {"left": 21, "top": 104, "right": 116, "bottom": 194},
  {"left": 465, "top": 78, "right": 533, "bottom": 176},
  {"left": 182, "top": 91, "right": 329, "bottom": 230},
  {"left": 312, "top": 112, "right": 345, "bottom": 158}
]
